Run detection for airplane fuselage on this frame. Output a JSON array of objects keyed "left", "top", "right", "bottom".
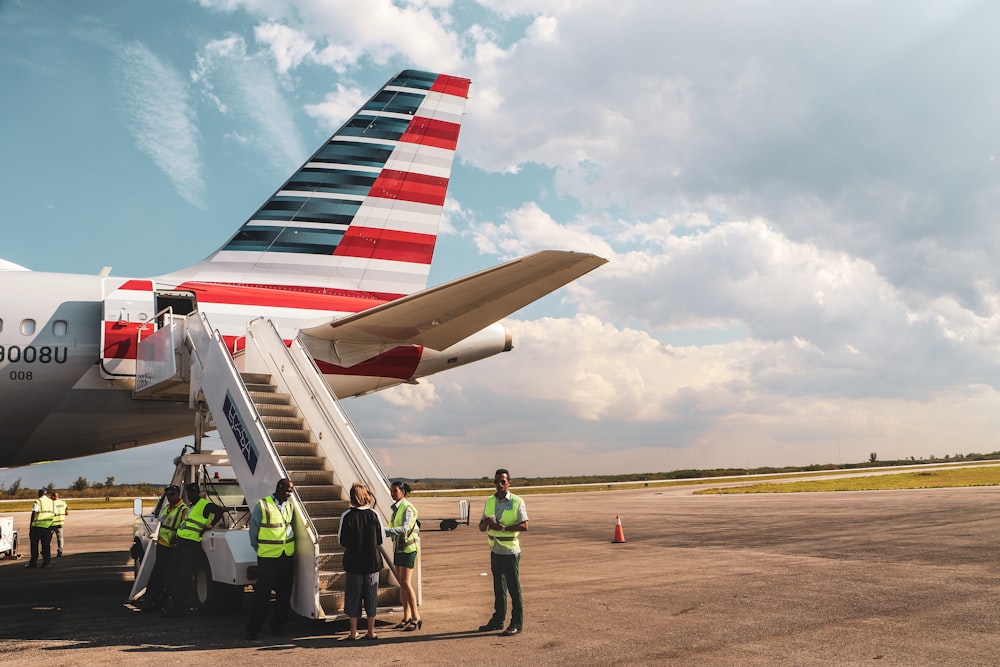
[{"left": 0, "top": 270, "right": 510, "bottom": 466}]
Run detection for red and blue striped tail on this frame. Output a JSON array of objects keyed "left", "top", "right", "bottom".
[{"left": 165, "top": 70, "right": 470, "bottom": 301}]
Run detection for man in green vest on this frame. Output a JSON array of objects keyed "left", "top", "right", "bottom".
[
  {"left": 140, "top": 484, "right": 188, "bottom": 612},
  {"left": 51, "top": 492, "right": 68, "bottom": 557},
  {"left": 163, "top": 482, "right": 224, "bottom": 617},
  {"left": 478, "top": 468, "right": 529, "bottom": 636},
  {"left": 26, "top": 488, "right": 55, "bottom": 568},
  {"left": 246, "top": 478, "right": 296, "bottom": 640}
]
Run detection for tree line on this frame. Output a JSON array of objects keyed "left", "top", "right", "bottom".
[{"left": 4, "top": 450, "right": 999, "bottom": 498}]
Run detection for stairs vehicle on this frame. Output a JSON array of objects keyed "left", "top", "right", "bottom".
[{"left": 128, "top": 310, "right": 406, "bottom": 619}]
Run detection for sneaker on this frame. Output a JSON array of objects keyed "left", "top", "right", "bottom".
[
  {"left": 502, "top": 625, "right": 521, "bottom": 636},
  {"left": 478, "top": 620, "right": 503, "bottom": 632}
]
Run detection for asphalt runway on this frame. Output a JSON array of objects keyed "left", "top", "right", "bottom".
[{"left": 2, "top": 484, "right": 999, "bottom": 666}]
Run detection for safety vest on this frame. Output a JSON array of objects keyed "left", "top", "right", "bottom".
[
  {"left": 485, "top": 493, "right": 522, "bottom": 552},
  {"left": 176, "top": 498, "right": 214, "bottom": 543},
  {"left": 31, "top": 495, "right": 55, "bottom": 528},
  {"left": 157, "top": 501, "right": 188, "bottom": 548},
  {"left": 255, "top": 496, "right": 295, "bottom": 558},
  {"left": 52, "top": 499, "right": 68, "bottom": 528},
  {"left": 390, "top": 498, "right": 419, "bottom": 554}
]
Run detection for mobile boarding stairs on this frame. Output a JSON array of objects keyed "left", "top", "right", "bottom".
[{"left": 127, "top": 311, "right": 409, "bottom": 620}]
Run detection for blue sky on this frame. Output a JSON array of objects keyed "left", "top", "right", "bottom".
[{"left": 4, "top": 0, "right": 1000, "bottom": 488}]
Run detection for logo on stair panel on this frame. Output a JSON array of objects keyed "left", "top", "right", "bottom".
[{"left": 224, "top": 390, "right": 258, "bottom": 474}]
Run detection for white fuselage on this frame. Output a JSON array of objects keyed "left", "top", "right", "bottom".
[{"left": 0, "top": 270, "right": 510, "bottom": 467}]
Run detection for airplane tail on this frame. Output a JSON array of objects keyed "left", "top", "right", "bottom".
[{"left": 162, "top": 70, "right": 470, "bottom": 300}]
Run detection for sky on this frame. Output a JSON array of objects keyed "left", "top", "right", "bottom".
[{"left": 3, "top": 0, "right": 1000, "bottom": 488}]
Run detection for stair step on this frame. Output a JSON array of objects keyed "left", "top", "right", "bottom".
[
  {"left": 280, "top": 455, "right": 325, "bottom": 470},
  {"left": 320, "top": 586, "right": 401, "bottom": 615},
  {"left": 256, "top": 403, "right": 298, "bottom": 418},
  {"left": 312, "top": 516, "right": 341, "bottom": 533},
  {"left": 317, "top": 553, "right": 344, "bottom": 571},
  {"left": 297, "top": 485, "right": 341, "bottom": 502},
  {"left": 317, "top": 534, "right": 342, "bottom": 552},
  {"left": 268, "top": 428, "right": 312, "bottom": 443},
  {"left": 261, "top": 415, "right": 304, "bottom": 430},
  {"left": 244, "top": 382, "right": 276, "bottom": 394},
  {"left": 249, "top": 391, "right": 291, "bottom": 406},
  {"left": 303, "top": 499, "right": 350, "bottom": 516},
  {"left": 274, "top": 442, "right": 317, "bottom": 457},
  {"left": 288, "top": 470, "right": 335, "bottom": 486},
  {"left": 240, "top": 372, "right": 272, "bottom": 385},
  {"left": 318, "top": 568, "right": 392, "bottom": 592}
]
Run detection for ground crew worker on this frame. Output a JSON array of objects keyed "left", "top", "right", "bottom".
[
  {"left": 26, "top": 489, "right": 55, "bottom": 568},
  {"left": 478, "top": 468, "right": 528, "bottom": 636},
  {"left": 246, "top": 478, "right": 296, "bottom": 640},
  {"left": 164, "top": 482, "right": 223, "bottom": 617},
  {"left": 140, "top": 484, "right": 188, "bottom": 612},
  {"left": 51, "top": 492, "right": 68, "bottom": 557},
  {"left": 385, "top": 481, "right": 421, "bottom": 630}
]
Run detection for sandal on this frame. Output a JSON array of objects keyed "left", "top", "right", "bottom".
[{"left": 394, "top": 618, "right": 412, "bottom": 629}]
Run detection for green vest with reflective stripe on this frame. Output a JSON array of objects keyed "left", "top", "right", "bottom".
[
  {"left": 390, "top": 498, "right": 419, "bottom": 554},
  {"left": 32, "top": 495, "right": 54, "bottom": 528},
  {"left": 52, "top": 499, "right": 67, "bottom": 527},
  {"left": 485, "top": 494, "right": 522, "bottom": 552},
  {"left": 176, "top": 498, "right": 213, "bottom": 543},
  {"left": 256, "top": 496, "right": 295, "bottom": 558},
  {"left": 157, "top": 502, "right": 187, "bottom": 547}
]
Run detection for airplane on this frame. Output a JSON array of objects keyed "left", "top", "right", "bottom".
[{"left": 0, "top": 69, "right": 606, "bottom": 468}]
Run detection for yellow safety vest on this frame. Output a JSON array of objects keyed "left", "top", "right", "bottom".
[
  {"left": 256, "top": 496, "right": 295, "bottom": 558},
  {"left": 485, "top": 494, "right": 522, "bottom": 552},
  {"left": 390, "top": 498, "right": 419, "bottom": 554},
  {"left": 176, "top": 498, "right": 214, "bottom": 543},
  {"left": 31, "top": 495, "right": 55, "bottom": 529},
  {"left": 157, "top": 501, "right": 188, "bottom": 548},
  {"left": 52, "top": 499, "right": 68, "bottom": 528}
]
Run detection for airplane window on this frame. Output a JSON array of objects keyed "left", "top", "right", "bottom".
[
  {"left": 21, "top": 319, "right": 35, "bottom": 335},
  {"left": 0, "top": 319, "right": 3, "bottom": 332},
  {"left": 53, "top": 320, "right": 68, "bottom": 337}
]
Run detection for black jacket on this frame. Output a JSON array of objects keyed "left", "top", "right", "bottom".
[{"left": 339, "top": 507, "right": 382, "bottom": 574}]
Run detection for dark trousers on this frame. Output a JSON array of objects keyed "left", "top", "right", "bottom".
[
  {"left": 29, "top": 526, "right": 52, "bottom": 566},
  {"left": 490, "top": 552, "right": 523, "bottom": 628},
  {"left": 145, "top": 544, "right": 176, "bottom": 606},
  {"left": 248, "top": 554, "right": 294, "bottom": 635},
  {"left": 165, "top": 537, "right": 201, "bottom": 616}
]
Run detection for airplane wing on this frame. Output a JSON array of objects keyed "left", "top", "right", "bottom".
[{"left": 299, "top": 250, "right": 607, "bottom": 365}]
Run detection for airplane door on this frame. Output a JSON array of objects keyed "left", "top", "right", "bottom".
[{"left": 101, "top": 279, "right": 156, "bottom": 378}]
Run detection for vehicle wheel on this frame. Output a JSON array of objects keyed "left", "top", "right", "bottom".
[
  {"left": 130, "top": 538, "right": 145, "bottom": 577},
  {"left": 440, "top": 519, "right": 458, "bottom": 531},
  {"left": 194, "top": 554, "right": 244, "bottom": 613}
]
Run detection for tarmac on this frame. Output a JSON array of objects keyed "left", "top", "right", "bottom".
[{"left": 2, "top": 483, "right": 1000, "bottom": 666}]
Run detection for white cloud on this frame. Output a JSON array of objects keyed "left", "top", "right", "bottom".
[
  {"left": 114, "top": 41, "right": 205, "bottom": 208},
  {"left": 192, "top": 35, "right": 307, "bottom": 175},
  {"left": 254, "top": 22, "right": 314, "bottom": 74}
]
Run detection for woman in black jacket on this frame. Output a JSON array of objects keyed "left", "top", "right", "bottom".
[{"left": 338, "top": 483, "right": 386, "bottom": 640}]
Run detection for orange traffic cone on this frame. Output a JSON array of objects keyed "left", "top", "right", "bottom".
[{"left": 612, "top": 514, "right": 626, "bottom": 543}]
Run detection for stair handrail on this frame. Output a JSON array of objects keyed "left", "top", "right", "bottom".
[{"left": 243, "top": 318, "right": 396, "bottom": 564}]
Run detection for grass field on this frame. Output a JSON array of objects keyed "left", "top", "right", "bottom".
[
  {"left": 4, "top": 465, "right": 1000, "bottom": 511},
  {"left": 695, "top": 465, "right": 1000, "bottom": 494}
]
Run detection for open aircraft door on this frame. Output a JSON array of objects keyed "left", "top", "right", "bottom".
[{"left": 100, "top": 279, "right": 156, "bottom": 379}]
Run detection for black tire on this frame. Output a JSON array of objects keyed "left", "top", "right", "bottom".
[
  {"left": 130, "top": 538, "right": 145, "bottom": 577},
  {"left": 193, "top": 554, "right": 244, "bottom": 613},
  {"left": 440, "top": 519, "right": 459, "bottom": 531}
]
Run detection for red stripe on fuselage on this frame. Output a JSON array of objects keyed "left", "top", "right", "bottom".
[
  {"left": 400, "top": 117, "right": 461, "bottom": 151},
  {"left": 431, "top": 75, "right": 471, "bottom": 98},
  {"left": 334, "top": 227, "right": 436, "bottom": 263},
  {"left": 176, "top": 282, "right": 392, "bottom": 312}
]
